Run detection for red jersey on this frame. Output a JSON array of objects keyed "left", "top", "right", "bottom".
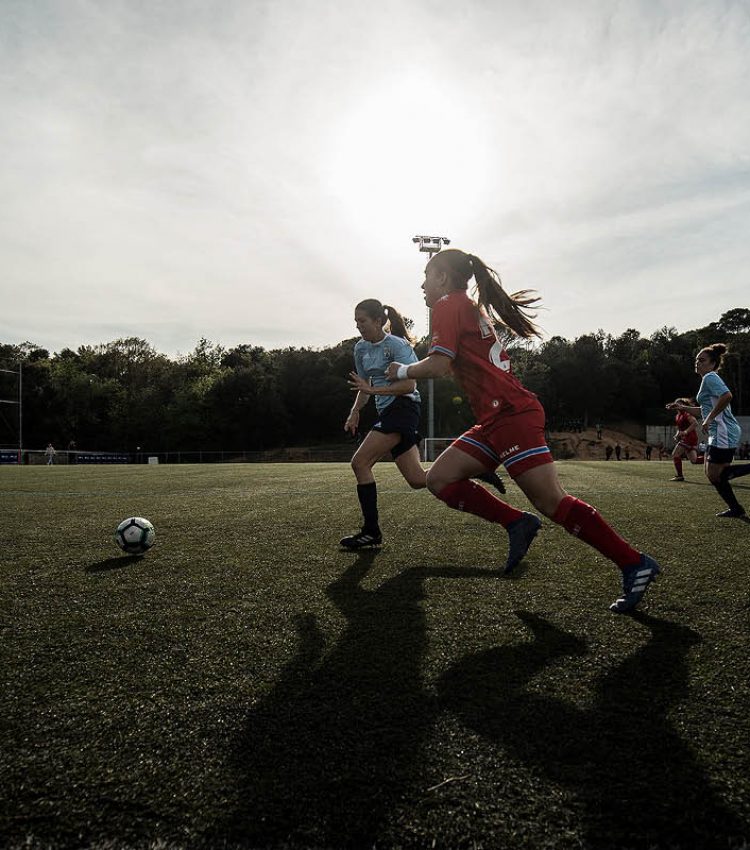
[
  {"left": 429, "top": 291, "right": 539, "bottom": 423},
  {"left": 675, "top": 411, "right": 698, "bottom": 447}
]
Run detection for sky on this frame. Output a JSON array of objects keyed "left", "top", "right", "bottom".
[{"left": 1, "top": 0, "right": 749, "bottom": 357}]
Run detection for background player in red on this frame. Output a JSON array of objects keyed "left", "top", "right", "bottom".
[
  {"left": 666, "top": 397, "right": 700, "bottom": 481},
  {"left": 386, "top": 248, "right": 662, "bottom": 614}
]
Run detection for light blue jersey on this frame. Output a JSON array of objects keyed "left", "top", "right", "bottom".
[
  {"left": 696, "top": 370, "right": 742, "bottom": 448},
  {"left": 353, "top": 333, "right": 421, "bottom": 414}
]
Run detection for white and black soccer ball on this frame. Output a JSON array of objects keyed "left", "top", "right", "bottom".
[{"left": 114, "top": 517, "right": 155, "bottom": 554}]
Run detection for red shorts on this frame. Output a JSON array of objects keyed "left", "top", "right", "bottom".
[{"left": 451, "top": 400, "right": 553, "bottom": 479}]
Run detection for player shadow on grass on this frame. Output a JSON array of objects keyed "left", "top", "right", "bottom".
[
  {"left": 206, "top": 556, "right": 504, "bottom": 848},
  {"left": 438, "top": 610, "right": 747, "bottom": 849}
]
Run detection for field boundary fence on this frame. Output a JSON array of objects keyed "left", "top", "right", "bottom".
[{"left": 1, "top": 447, "right": 357, "bottom": 465}]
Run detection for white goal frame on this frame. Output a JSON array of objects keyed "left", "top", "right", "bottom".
[{"left": 421, "top": 436, "right": 458, "bottom": 462}]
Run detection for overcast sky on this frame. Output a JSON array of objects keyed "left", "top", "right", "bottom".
[{"left": 1, "top": 0, "right": 749, "bottom": 357}]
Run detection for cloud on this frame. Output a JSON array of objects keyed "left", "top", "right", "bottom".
[{"left": 1, "top": 0, "right": 748, "bottom": 355}]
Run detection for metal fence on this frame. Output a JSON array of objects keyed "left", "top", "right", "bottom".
[{"left": 1, "top": 447, "right": 357, "bottom": 465}]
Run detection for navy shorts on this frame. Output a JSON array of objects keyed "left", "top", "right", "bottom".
[
  {"left": 706, "top": 445, "right": 736, "bottom": 464},
  {"left": 372, "top": 397, "right": 421, "bottom": 459}
]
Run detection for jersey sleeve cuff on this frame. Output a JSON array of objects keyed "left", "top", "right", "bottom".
[{"left": 428, "top": 344, "right": 456, "bottom": 359}]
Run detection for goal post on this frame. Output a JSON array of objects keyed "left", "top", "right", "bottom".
[
  {"left": 421, "top": 436, "right": 457, "bottom": 462},
  {"left": 0, "top": 362, "right": 22, "bottom": 461}
]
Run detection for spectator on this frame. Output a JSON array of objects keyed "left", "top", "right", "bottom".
[
  {"left": 605, "top": 445, "right": 613, "bottom": 461},
  {"left": 645, "top": 444, "right": 653, "bottom": 460},
  {"left": 615, "top": 443, "right": 621, "bottom": 460},
  {"left": 596, "top": 422, "right": 603, "bottom": 440}
]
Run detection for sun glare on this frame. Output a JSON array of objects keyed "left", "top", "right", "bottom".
[{"left": 322, "top": 80, "right": 492, "bottom": 236}]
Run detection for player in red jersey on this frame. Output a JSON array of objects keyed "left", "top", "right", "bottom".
[
  {"left": 665, "top": 398, "right": 700, "bottom": 481},
  {"left": 386, "top": 248, "right": 661, "bottom": 613}
]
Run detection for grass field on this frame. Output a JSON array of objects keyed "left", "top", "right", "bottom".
[{"left": 1, "top": 461, "right": 749, "bottom": 850}]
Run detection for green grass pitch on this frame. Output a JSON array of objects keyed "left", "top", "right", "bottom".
[{"left": 1, "top": 461, "right": 748, "bottom": 849}]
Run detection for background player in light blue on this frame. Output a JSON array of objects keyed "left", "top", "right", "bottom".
[
  {"left": 669, "top": 343, "right": 750, "bottom": 518},
  {"left": 341, "top": 299, "right": 427, "bottom": 549}
]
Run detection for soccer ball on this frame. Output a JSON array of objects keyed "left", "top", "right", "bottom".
[{"left": 114, "top": 517, "right": 155, "bottom": 554}]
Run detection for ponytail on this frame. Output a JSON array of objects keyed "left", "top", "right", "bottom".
[
  {"left": 356, "top": 298, "right": 414, "bottom": 344},
  {"left": 430, "top": 249, "right": 541, "bottom": 339},
  {"left": 470, "top": 255, "right": 540, "bottom": 340},
  {"left": 383, "top": 304, "right": 414, "bottom": 343}
]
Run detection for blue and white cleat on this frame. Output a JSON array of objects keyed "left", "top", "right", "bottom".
[
  {"left": 504, "top": 512, "right": 542, "bottom": 574},
  {"left": 609, "top": 554, "right": 661, "bottom": 614}
]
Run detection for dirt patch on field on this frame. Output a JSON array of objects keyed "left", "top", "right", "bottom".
[{"left": 548, "top": 427, "right": 657, "bottom": 461}]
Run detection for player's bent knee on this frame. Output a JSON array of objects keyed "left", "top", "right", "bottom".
[
  {"left": 425, "top": 469, "right": 446, "bottom": 496},
  {"left": 705, "top": 468, "right": 721, "bottom": 485},
  {"left": 351, "top": 457, "right": 373, "bottom": 478},
  {"left": 528, "top": 492, "right": 562, "bottom": 519}
]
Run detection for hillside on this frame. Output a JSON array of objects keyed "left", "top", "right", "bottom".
[{"left": 547, "top": 426, "right": 654, "bottom": 461}]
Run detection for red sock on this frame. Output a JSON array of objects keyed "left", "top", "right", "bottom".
[
  {"left": 436, "top": 480, "right": 523, "bottom": 527},
  {"left": 673, "top": 457, "right": 683, "bottom": 476},
  {"left": 552, "top": 495, "right": 639, "bottom": 569}
]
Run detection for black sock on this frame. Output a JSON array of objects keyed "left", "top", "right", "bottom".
[
  {"left": 357, "top": 482, "right": 379, "bottom": 532},
  {"left": 715, "top": 470, "right": 743, "bottom": 511},
  {"left": 726, "top": 463, "right": 750, "bottom": 481}
]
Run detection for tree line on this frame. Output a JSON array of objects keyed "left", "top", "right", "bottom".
[{"left": 1, "top": 308, "right": 748, "bottom": 453}]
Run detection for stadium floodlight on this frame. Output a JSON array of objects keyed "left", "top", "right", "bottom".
[
  {"left": 411, "top": 235, "right": 451, "bottom": 458},
  {"left": 412, "top": 234, "right": 451, "bottom": 258}
]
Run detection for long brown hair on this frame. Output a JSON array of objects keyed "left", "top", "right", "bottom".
[
  {"left": 430, "top": 248, "right": 541, "bottom": 339},
  {"left": 355, "top": 299, "right": 414, "bottom": 344}
]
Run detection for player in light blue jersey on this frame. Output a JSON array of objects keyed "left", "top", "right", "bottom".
[
  {"left": 671, "top": 343, "right": 750, "bottom": 518},
  {"left": 341, "top": 299, "right": 505, "bottom": 549}
]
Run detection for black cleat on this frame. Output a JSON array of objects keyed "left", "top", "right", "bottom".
[
  {"left": 504, "top": 512, "right": 542, "bottom": 574},
  {"left": 716, "top": 507, "right": 746, "bottom": 518},
  {"left": 476, "top": 470, "right": 507, "bottom": 495},
  {"left": 340, "top": 530, "right": 383, "bottom": 549}
]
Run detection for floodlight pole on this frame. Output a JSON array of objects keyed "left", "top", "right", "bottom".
[{"left": 411, "top": 235, "right": 451, "bottom": 460}]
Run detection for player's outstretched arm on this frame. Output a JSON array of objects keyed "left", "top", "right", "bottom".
[
  {"left": 666, "top": 400, "right": 701, "bottom": 415},
  {"left": 347, "top": 371, "right": 417, "bottom": 397},
  {"left": 386, "top": 352, "right": 452, "bottom": 382}
]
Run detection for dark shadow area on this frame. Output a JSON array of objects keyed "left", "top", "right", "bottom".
[
  {"left": 438, "top": 610, "right": 748, "bottom": 849},
  {"left": 85, "top": 554, "right": 145, "bottom": 572},
  {"left": 204, "top": 558, "right": 505, "bottom": 848}
]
